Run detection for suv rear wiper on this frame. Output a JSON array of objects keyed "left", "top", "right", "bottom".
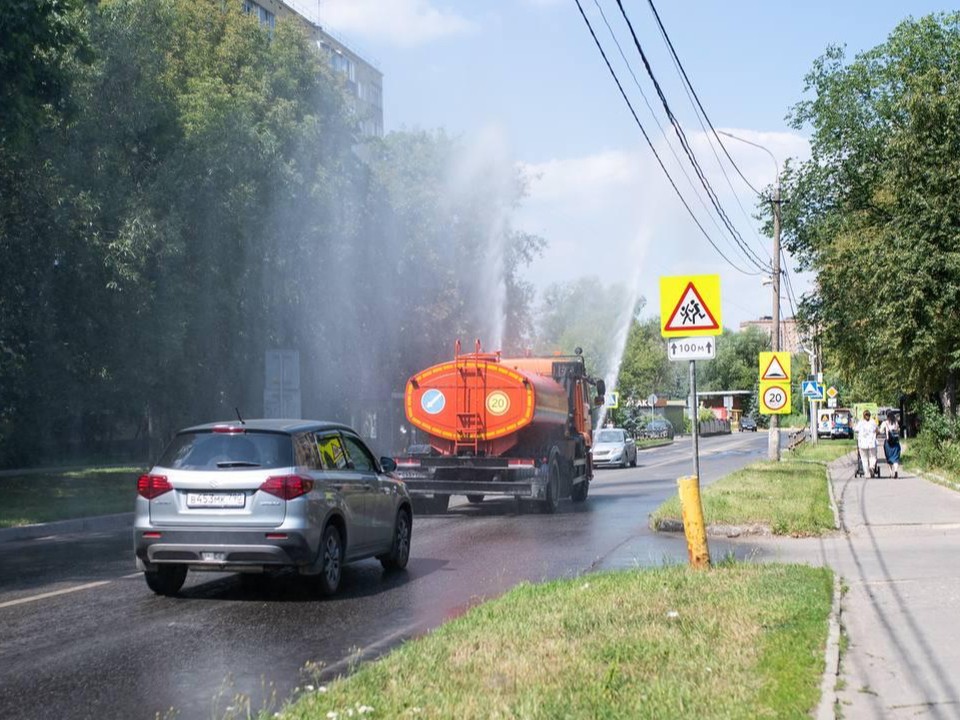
[{"left": 216, "top": 461, "right": 262, "bottom": 468}]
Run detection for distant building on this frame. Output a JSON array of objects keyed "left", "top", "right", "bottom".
[
  {"left": 740, "top": 316, "right": 803, "bottom": 353},
  {"left": 242, "top": 0, "right": 384, "bottom": 137}
]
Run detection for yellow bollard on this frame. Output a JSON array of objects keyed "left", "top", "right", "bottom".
[{"left": 677, "top": 475, "right": 710, "bottom": 569}]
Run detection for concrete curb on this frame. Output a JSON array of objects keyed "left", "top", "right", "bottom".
[
  {"left": 815, "top": 573, "right": 843, "bottom": 720},
  {"left": 0, "top": 512, "right": 133, "bottom": 543},
  {"left": 825, "top": 454, "right": 853, "bottom": 531}
]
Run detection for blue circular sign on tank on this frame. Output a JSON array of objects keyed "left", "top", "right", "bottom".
[{"left": 421, "top": 389, "right": 446, "bottom": 415}]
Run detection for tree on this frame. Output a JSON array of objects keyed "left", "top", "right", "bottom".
[
  {"left": 535, "top": 278, "right": 644, "bottom": 382},
  {"left": 696, "top": 327, "right": 771, "bottom": 416},
  {"left": 781, "top": 14, "right": 960, "bottom": 416},
  {"left": 617, "top": 318, "right": 677, "bottom": 401}
]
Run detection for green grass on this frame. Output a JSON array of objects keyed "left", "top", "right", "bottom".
[
  {"left": 636, "top": 437, "right": 674, "bottom": 450},
  {"left": 650, "top": 441, "right": 852, "bottom": 536},
  {"left": 0, "top": 466, "right": 142, "bottom": 527},
  {"left": 277, "top": 563, "right": 833, "bottom": 720},
  {"left": 901, "top": 442, "right": 960, "bottom": 491}
]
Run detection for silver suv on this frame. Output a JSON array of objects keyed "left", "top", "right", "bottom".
[{"left": 134, "top": 420, "right": 412, "bottom": 597}]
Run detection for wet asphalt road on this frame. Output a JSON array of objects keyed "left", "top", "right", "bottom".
[{"left": 0, "top": 432, "right": 771, "bottom": 720}]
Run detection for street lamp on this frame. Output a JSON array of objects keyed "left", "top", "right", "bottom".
[{"left": 716, "top": 130, "right": 783, "bottom": 461}]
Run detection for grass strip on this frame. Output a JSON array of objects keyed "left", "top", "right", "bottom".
[
  {"left": 650, "top": 440, "right": 854, "bottom": 536},
  {"left": 901, "top": 442, "right": 960, "bottom": 491},
  {"left": 0, "top": 466, "right": 142, "bottom": 527},
  {"left": 279, "top": 563, "right": 832, "bottom": 720}
]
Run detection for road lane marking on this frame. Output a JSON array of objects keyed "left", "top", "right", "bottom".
[{"left": 0, "top": 573, "right": 142, "bottom": 610}]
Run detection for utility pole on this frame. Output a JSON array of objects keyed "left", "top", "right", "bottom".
[
  {"left": 768, "top": 179, "right": 782, "bottom": 461},
  {"left": 716, "top": 131, "right": 783, "bottom": 461}
]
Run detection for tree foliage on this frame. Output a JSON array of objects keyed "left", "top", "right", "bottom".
[
  {"left": 782, "top": 13, "right": 960, "bottom": 414},
  {"left": 0, "top": 0, "right": 542, "bottom": 465}
]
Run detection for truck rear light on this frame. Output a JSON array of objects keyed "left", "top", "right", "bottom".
[
  {"left": 260, "top": 475, "right": 314, "bottom": 500},
  {"left": 137, "top": 474, "right": 172, "bottom": 499},
  {"left": 395, "top": 458, "right": 422, "bottom": 468}
]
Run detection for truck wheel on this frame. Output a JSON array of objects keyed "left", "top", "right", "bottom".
[
  {"left": 571, "top": 478, "right": 589, "bottom": 503},
  {"left": 541, "top": 457, "right": 561, "bottom": 514},
  {"left": 144, "top": 564, "right": 187, "bottom": 597},
  {"left": 466, "top": 494, "right": 484, "bottom": 504}
]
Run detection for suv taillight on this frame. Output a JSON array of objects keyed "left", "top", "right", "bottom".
[
  {"left": 259, "top": 475, "right": 314, "bottom": 500},
  {"left": 137, "top": 474, "right": 172, "bottom": 499}
]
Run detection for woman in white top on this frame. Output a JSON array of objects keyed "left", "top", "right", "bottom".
[
  {"left": 855, "top": 410, "right": 879, "bottom": 477},
  {"left": 880, "top": 410, "right": 902, "bottom": 478}
]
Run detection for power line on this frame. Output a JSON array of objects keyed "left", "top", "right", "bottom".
[
  {"left": 590, "top": 0, "right": 764, "bottom": 271},
  {"left": 573, "top": 0, "right": 765, "bottom": 276},
  {"left": 644, "top": 0, "right": 764, "bottom": 198},
  {"left": 612, "top": 0, "right": 772, "bottom": 274},
  {"left": 645, "top": 0, "right": 772, "bottom": 263}
]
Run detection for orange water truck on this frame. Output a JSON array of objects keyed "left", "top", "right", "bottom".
[{"left": 396, "top": 340, "right": 605, "bottom": 513}]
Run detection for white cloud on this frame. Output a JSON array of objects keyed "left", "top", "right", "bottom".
[
  {"left": 314, "top": 0, "right": 475, "bottom": 48},
  {"left": 515, "top": 129, "right": 813, "bottom": 326}
]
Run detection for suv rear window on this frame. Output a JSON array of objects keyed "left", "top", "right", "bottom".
[{"left": 157, "top": 431, "right": 294, "bottom": 470}]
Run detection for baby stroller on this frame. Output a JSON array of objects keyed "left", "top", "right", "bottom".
[{"left": 855, "top": 450, "right": 882, "bottom": 478}]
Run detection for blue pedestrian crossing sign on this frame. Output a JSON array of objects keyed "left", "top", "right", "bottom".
[{"left": 801, "top": 381, "right": 824, "bottom": 400}]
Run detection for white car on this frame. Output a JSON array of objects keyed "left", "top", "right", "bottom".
[{"left": 591, "top": 428, "right": 638, "bottom": 468}]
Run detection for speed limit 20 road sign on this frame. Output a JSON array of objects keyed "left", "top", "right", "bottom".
[{"left": 759, "top": 381, "right": 791, "bottom": 415}]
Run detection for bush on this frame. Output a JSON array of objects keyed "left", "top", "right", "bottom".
[{"left": 913, "top": 403, "right": 960, "bottom": 474}]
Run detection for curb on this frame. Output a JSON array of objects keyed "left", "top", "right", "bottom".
[
  {"left": 0, "top": 512, "right": 134, "bottom": 543},
  {"left": 825, "top": 454, "right": 852, "bottom": 531},
  {"left": 815, "top": 573, "right": 843, "bottom": 720}
]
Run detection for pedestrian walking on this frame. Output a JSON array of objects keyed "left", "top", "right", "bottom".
[
  {"left": 856, "top": 409, "right": 879, "bottom": 477},
  {"left": 881, "top": 410, "right": 902, "bottom": 478}
]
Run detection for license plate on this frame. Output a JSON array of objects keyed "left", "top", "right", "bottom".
[{"left": 186, "top": 492, "right": 245, "bottom": 508}]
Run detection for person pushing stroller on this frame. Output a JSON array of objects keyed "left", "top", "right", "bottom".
[{"left": 855, "top": 409, "right": 880, "bottom": 478}]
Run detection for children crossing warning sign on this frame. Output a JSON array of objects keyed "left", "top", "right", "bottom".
[
  {"left": 660, "top": 275, "right": 722, "bottom": 338},
  {"left": 758, "top": 351, "right": 791, "bottom": 382}
]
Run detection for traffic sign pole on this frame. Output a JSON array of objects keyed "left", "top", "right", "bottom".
[{"left": 690, "top": 359, "right": 700, "bottom": 482}]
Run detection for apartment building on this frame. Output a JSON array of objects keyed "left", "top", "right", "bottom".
[
  {"left": 243, "top": 0, "right": 384, "bottom": 137},
  {"left": 739, "top": 316, "right": 803, "bottom": 353}
]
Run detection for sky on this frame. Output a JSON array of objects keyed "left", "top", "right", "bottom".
[{"left": 289, "top": 0, "right": 951, "bottom": 327}]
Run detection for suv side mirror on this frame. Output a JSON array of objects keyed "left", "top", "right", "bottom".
[{"left": 380, "top": 457, "right": 397, "bottom": 473}]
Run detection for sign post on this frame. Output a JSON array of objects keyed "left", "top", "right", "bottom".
[{"left": 661, "top": 274, "right": 721, "bottom": 569}]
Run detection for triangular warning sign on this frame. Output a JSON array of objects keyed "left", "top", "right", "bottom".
[
  {"left": 664, "top": 282, "right": 720, "bottom": 332},
  {"left": 762, "top": 356, "right": 789, "bottom": 381}
]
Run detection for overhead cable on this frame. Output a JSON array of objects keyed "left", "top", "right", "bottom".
[
  {"left": 590, "top": 0, "right": 764, "bottom": 270},
  {"left": 573, "top": 0, "right": 764, "bottom": 276},
  {"left": 612, "top": 0, "right": 772, "bottom": 274},
  {"left": 645, "top": 0, "right": 764, "bottom": 199}
]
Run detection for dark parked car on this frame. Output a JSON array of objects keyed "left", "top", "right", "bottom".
[
  {"left": 739, "top": 416, "right": 758, "bottom": 432},
  {"left": 642, "top": 419, "right": 675, "bottom": 440},
  {"left": 134, "top": 420, "right": 412, "bottom": 597}
]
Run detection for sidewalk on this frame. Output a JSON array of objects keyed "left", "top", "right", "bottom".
[{"left": 738, "top": 453, "right": 960, "bottom": 719}]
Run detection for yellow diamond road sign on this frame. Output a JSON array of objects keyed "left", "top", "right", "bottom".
[
  {"left": 659, "top": 274, "right": 722, "bottom": 338},
  {"left": 827, "top": 386, "right": 838, "bottom": 399},
  {"left": 759, "top": 351, "right": 791, "bottom": 382},
  {"left": 759, "top": 381, "right": 791, "bottom": 415}
]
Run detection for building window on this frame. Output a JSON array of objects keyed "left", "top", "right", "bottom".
[{"left": 241, "top": 1, "right": 274, "bottom": 30}]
